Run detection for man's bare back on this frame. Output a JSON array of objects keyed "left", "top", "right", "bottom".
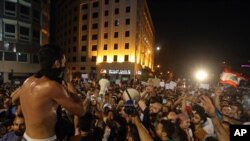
[{"left": 12, "top": 75, "right": 85, "bottom": 139}]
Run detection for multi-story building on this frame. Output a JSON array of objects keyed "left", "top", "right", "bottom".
[
  {"left": 0, "top": 0, "right": 50, "bottom": 84},
  {"left": 56, "top": 0, "right": 155, "bottom": 82}
]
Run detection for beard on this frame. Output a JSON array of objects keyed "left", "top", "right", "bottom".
[
  {"left": 14, "top": 130, "right": 24, "bottom": 136},
  {"left": 35, "top": 67, "right": 65, "bottom": 83}
]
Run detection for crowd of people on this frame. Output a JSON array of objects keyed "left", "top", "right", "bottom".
[{"left": 0, "top": 45, "right": 249, "bottom": 141}]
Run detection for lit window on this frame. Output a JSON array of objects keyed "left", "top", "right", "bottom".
[{"left": 114, "top": 20, "right": 119, "bottom": 26}]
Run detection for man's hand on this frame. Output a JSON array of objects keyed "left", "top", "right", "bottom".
[
  {"left": 199, "top": 95, "right": 216, "bottom": 117},
  {"left": 214, "top": 86, "right": 223, "bottom": 96}
]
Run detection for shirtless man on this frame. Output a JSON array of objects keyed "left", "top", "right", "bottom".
[{"left": 11, "top": 45, "right": 87, "bottom": 141}]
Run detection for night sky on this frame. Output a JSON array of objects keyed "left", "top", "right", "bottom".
[{"left": 147, "top": 0, "right": 250, "bottom": 78}]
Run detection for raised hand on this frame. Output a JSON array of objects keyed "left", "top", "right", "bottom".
[{"left": 199, "top": 95, "right": 216, "bottom": 117}]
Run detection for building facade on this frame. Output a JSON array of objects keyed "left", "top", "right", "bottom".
[
  {"left": 56, "top": 0, "right": 155, "bottom": 82},
  {"left": 0, "top": 0, "right": 50, "bottom": 84}
]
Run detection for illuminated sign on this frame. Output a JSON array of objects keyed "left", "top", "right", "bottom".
[
  {"left": 107, "top": 69, "right": 131, "bottom": 75},
  {"left": 109, "top": 69, "right": 119, "bottom": 74}
]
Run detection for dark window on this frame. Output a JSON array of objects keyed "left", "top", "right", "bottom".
[
  {"left": 104, "top": 44, "right": 108, "bottom": 50},
  {"left": 82, "top": 25, "right": 87, "bottom": 30},
  {"left": 18, "top": 53, "right": 28, "bottom": 62},
  {"left": 92, "top": 34, "right": 98, "bottom": 40},
  {"left": 92, "top": 45, "right": 97, "bottom": 51},
  {"left": 74, "top": 6, "right": 78, "bottom": 11},
  {"left": 81, "top": 56, "right": 86, "bottom": 62},
  {"left": 104, "top": 22, "right": 108, "bottom": 27},
  {"left": 82, "top": 35, "right": 87, "bottom": 41},
  {"left": 72, "top": 57, "right": 76, "bottom": 62},
  {"left": 20, "top": 4, "right": 30, "bottom": 16},
  {"left": 74, "top": 16, "right": 77, "bottom": 22},
  {"left": 82, "top": 4, "right": 88, "bottom": 10},
  {"left": 73, "top": 36, "right": 77, "bottom": 41},
  {"left": 92, "top": 23, "right": 98, "bottom": 29},
  {"left": 82, "top": 14, "right": 88, "bottom": 20},
  {"left": 92, "top": 12, "right": 98, "bottom": 18},
  {"left": 5, "top": 24, "right": 15, "bottom": 33},
  {"left": 20, "top": 26, "right": 29, "bottom": 36},
  {"left": 104, "top": 33, "right": 108, "bottom": 39},
  {"left": 115, "top": 8, "right": 119, "bottom": 14},
  {"left": 104, "top": 10, "right": 109, "bottom": 16},
  {"left": 4, "top": 52, "right": 16, "bottom": 61},
  {"left": 114, "top": 20, "right": 119, "bottom": 26},
  {"left": 73, "top": 26, "right": 77, "bottom": 32},
  {"left": 91, "top": 56, "right": 96, "bottom": 62},
  {"left": 126, "top": 19, "right": 130, "bottom": 25},
  {"left": 68, "top": 48, "right": 70, "bottom": 53},
  {"left": 33, "top": 9, "right": 40, "bottom": 22},
  {"left": 125, "top": 31, "right": 130, "bottom": 37},
  {"left": 115, "top": 0, "right": 119, "bottom": 3},
  {"left": 33, "top": 30, "right": 40, "bottom": 39},
  {"left": 125, "top": 55, "right": 129, "bottom": 62},
  {"left": 5, "top": 1, "right": 16, "bottom": 11},
  {"left": 126, "top": 6, "right": 130, "bottom": 13},
  {"left": 105, "top": 0, "right": 109, "bottom": 4},
  {"left": 125, "top": 43, "right": 129, "bottom": 49},
  {"left": 82, "top": 46, "right": 87, "bottom": 51},
  {"left": 93, "top": 1, "right": 99, "bottom": 8},
  {"left": 114, "top": 55, "right": 117, "bottom": 62},
  {"left": 114, "top": 32, "right": 118, "bottom": 38},
  {"left": 73, "top": 46, "right": 76, "bottom": 52},
  {"left": 91, "top": 67, "right": 96, "bottom": 70},
  {"left": 114, "top": 44, "right": 118, "bottom": 50},
  {"left": 80, "top": 67, "right": 86, "bottom": 70},
  {"left": 0, "top": 52, "right": 2, "bottom": 61},
  {"left": 103, "top": 56, "right": 107, "bottom": 62},
  {"left": 72, "top": 67, "right": 76, "bottom": 70}
]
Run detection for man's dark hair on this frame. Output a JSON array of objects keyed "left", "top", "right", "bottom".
[
  {"left": 38, "top": 44, "right": 64, "bottom": 70},
  {"left": 192, "top": 104, "right": 207, "bottom": 123},
  {"left": 161, "top": 119, "right": 175, "bottom": 139},
  {"left": 79, "top": 112, "right": 93, "bottom": 132}
]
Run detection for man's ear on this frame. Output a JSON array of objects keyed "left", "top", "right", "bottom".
[{"left": 54, "top": 60, "right": 60, "bottom": 68}]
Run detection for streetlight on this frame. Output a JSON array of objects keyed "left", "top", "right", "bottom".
[
  {"left": 195, "top": 69, "right": 208, "bottom": 82},
  {"left": 157, "top": 64, "right": 160, "bottom": 68},
  {"left": 156, "top": 46, "right": 161, "bottom": 51}
]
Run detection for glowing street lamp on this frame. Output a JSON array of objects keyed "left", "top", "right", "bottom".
[
  {"left": 156, "top": 46, "right": 161, "bottom": 51},
  {"left": 195, "top": 69, "right": 208, "bottom": 82},
  {"left": 157, "top": 64, "right": 160, "bottom": 68}
]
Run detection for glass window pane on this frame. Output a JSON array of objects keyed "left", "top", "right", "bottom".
[{"left": 4, "top": 52, "right": 16, "bottom": 61}]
